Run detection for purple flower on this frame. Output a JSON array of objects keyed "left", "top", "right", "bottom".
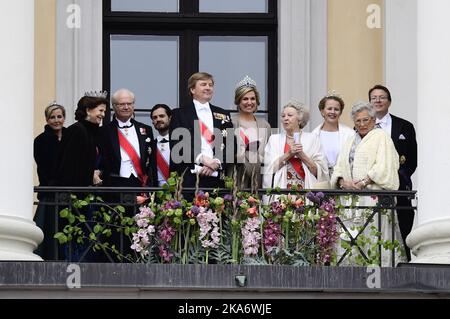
[
  {"left": 271, "top": 201, "right": 284, "bottom": 215},
  {"left": 224, "top": 194, "right": 233, "bottom": 202},
  {"left": 263, "top": 219, "right": 282, "bottom": 253},
  {"left": 315, "top": 199, "right": 339, "bottom": 265},
  {"left": 306, "top": 192, "right": 320, "bottom": 204},
  {"left": 159, "top": 245, "right": 173, "bottom": 262},
  {"left": 163, "top": 199, "right": 181, "bottom": 210},
  {"left": 190, "top": 205, "right": 200, "bottom": 216}
]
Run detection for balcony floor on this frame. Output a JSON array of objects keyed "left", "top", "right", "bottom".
[{"left": 1, "top": 262, "right": 450, "bottom": 298}]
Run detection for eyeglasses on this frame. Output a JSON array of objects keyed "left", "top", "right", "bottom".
[
  {"left": 370, "top": 96, "right": 388, "bottom": 102},
  {"left": 115, "top": 102, "right": 135, "bottom": 108}
]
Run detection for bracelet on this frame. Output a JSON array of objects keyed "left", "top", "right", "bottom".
[{"left": 360, "top": 179, "right": 367, "bottom": 187}]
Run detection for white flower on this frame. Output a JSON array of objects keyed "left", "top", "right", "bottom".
[
  {"left": 145, "top": 137, "right": 151, "bottom": 143},
  {"left": 221, "top": 129, "right": 227, "bottom": 137},
  {"left": 220, "top": 143, "right": 225, "bottom": 151}
]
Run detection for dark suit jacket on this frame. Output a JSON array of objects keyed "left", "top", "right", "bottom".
[
  {"left": 390, "top": 114, "right": 417, "bottom": 190},
  {"left": 99, "top": 118, "right": 154, "bottom": 186},
  {"left": 169, "top": 102, "right": 236, "bottom": 182},
  {"left": 34, "top": 125, "right": 65, "bottom": 197},
  {"left": 150, "top": 137, "right": 164, "bottom": 186}
]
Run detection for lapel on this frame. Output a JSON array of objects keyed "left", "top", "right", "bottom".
[
  {"left": 210, "top": 104, "right": 222, "bottom": 130},
  {"left": 390, "top": 114, "right": 401, "bottom": 147},
  {"left": 189, "top": 102, "right": 199, "bottom": 122},
  {"left": 210, "top": 104, "right": 232, "bottom": 130},
  {"left": 132, "top": 119, "right": 147, "bottom": 166},
  {"left": 188, "top": 102, "right": 200, "bottom": 145},
  {"left": 109, "top": 119, "right": 121, "bottom": 164}
]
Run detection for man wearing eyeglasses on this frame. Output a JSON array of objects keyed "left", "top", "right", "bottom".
[
  {"left": 369, "top": 84, "right": 417, "bottom": 261},
  {"left": 100, "top": 88, "right": 154, "bottom": 188}
]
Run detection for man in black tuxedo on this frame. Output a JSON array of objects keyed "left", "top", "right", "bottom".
[
  {"left": 150, "top": 104, "right": 172, "bottom": 187},
  {"left": 169, "top": 72, "right": 235, "bottom": 189},
  {"left": 100, "top": 88, "right": 154, "bottom": 189},
  {"left": 99, "top": 88, "right": 154, "bottom": 261},
  {"left": 369, "top": 84, "right": 417, "bottom": 261}
]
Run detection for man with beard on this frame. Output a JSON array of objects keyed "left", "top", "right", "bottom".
[{"left": 150, "top": 104, "right": 172, "bottom": 186}]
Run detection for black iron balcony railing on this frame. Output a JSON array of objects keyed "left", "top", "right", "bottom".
[{"left": 33, "top": 186, "right": 417, "bottom": 267}]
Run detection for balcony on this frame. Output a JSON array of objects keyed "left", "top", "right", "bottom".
[{"left": 1, "top": 186, "right": 445, "bottom": 299}]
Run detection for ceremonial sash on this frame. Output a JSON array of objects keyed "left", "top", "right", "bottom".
[
  {"left": 240, "top": 129, "right": 249, "bottom": 147},
  {"left": 284, "top": 143, "right": 305, "bottom": 180},
  {"left": 156, "top": 147, "right": 170, "bottom": 182},
  {"left": 117, "top": 129, "right": 148, "bottom": 186},
  {"left": 198, "top": 119, "right": 214, "bottom": 146}
]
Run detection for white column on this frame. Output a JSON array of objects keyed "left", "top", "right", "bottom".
[
  {"left": 278, "top": 0, "right": 327, "bottom": 130},
  {"left": 0, "top": 1, "right": 43, "bottom": 260},
  {"left": 57, "top": 0, "right": 103, "bottom": 126},
  {"left": 384, "top": 0, "right": 418, "bottom": 129},
  {"left": 406, "top": 0, "right": 450, "bottom": 263}
]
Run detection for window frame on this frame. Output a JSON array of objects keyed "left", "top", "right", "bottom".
[{"left": 103, "top": 0, "right": 278, "bottom": 127}]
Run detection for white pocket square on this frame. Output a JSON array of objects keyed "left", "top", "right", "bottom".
[{"left": 399, "top": 134, "right": 406, "bottom": 140}]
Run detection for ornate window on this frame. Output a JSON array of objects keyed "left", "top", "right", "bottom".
[{"left": 103, "top": 0, "right": 278, "bottom": 126}]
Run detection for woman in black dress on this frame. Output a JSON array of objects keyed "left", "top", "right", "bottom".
[
  {"left": 53, "top": 93, "right": 108, "bottom": 261},
  {"left": 34, "top": 102, "right": 66, "bottom": 260},
  {"left": 54, "top": 95, "right": 107, "bottom": 186}
]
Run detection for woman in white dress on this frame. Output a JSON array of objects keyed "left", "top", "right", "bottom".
[
  {"left": 331, "top": 101, "right": 406, "bottom": 266},
  {"left": 312, "top": 92, "right": 354, "bottom": 178},
  {"left": 262, "top": 101, "right": 328, "bottom": 190}
]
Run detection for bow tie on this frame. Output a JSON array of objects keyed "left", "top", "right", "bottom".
[
  {"left": 158, "top": 138, "right": 169, "bottom": 143},
  {"left": 118, "top": 123, "right": 133, "bottom": 129}
]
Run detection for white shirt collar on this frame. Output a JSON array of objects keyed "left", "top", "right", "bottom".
[
  {"left": 193, "top": 99, "right": 210, "bottom": 111},
  {"left": 157, "top": 134, "right": 169, "bottom": 142},
  {"left": 117, "top": 118, "right": 132, "bottom": 128},
  {"left": 376, "top": 113, "right": 391, "bottom": 124}
]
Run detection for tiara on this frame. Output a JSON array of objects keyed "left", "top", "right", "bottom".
[
  {"left": 324, "top": 90, "right": 343, "bottom": 99},
  {"left": 47, "top": 100, "right": 62, "bottom": 108},
  {"left": 84, "top": 90, "right": 108, "bottom": 98},
  {"left": 236, "top": 75, "right": 257, "bottom": 90},
  {"left": 287, "top": 99, "right": 305, "bottom": 109}
]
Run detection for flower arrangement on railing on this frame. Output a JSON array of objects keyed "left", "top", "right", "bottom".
[{"left": 53, "top": 174, "right": 403, "bottom": 266}]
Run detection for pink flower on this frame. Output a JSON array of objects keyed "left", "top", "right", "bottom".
[
  {"left": 136, "top": 195, "right": 149, "bottom": 205},
  {"left": 247, "top": 206, "right": 258, "bottom": 217}
]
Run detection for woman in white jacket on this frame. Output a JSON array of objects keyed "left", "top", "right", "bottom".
[
  {"left": 312, "top": 92, "right": 354, "bottom": 177},
  {"left": 331, "top": 101, "right": 405, "bottom": 266},
  {"left": 262, "top": 101, "right": 328, "bottom": 190}
]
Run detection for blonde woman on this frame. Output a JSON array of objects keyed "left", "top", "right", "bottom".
[
  {"left": 231, "top": 75, "right": 271, "bottom": 188},
  {"left": 312, "top": 92, "right": 354, "bottom": 177}
]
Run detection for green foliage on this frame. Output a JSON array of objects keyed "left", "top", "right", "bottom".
[
  {"left": 53, "top": 194, "right": 136, "bottom": 262},
  {"left": 52, "top": 174, "right": 403, "bottom": 267}
]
